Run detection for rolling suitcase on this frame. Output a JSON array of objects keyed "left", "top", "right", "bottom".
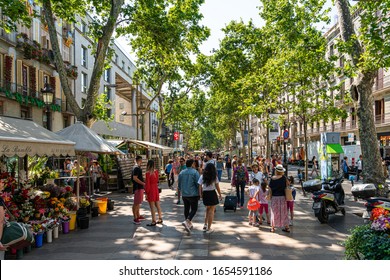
[{"left": 223, "top": 187, "right": 237, "bottom": 212}]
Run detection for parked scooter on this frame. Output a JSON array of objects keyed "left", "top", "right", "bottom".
[
  {"left": 303, "top": 175, "right": 346, "bottom": 223},
  {"left": 351, "top": 183, "right": 390, "bottom": 222}
]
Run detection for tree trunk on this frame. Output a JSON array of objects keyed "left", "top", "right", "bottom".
[
  {"left": 353, "top": 74, "right": 385, "bottom": 183},
  {"left": 303, "top": 118, "right": 309, "bottom": 181},
  {"left": 335, "top": 0, "right": 385, "bottom": 184},
  {"left": 42, "top": 0, "right": 81, "bottom": 119},
  {"left": 84, "top": 0, "right": 124, "bottom": 127}
]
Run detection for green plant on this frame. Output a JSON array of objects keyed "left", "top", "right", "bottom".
[{"left": 344, "top": 224, "right": 390, "bottom": 260}]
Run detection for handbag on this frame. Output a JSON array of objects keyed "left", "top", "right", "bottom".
[
  {"left": 1, "top": 221, "right": 34, "bottom": 249},
  {"left": 247, "top": 197, "right": 260, "bottom": 211},
  {"left": 1, "top": 204, "right": 34, "bottom": 249}
]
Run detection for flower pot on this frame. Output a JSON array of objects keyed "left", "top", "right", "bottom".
[
  {"left": 91, "top": 207, "right": 99, "bottom": 217},
  {"left": 35, "top": 232, "right": 44, "bottom": 248},
  {"left": 78, "top": 216, "right": 89, "bottom": 229},
  {"left": 62, "top": 221, "right": 70, "bottom": 234},
  {"left": 107, "top": 199, "right": 114, "bottom": 211},
  {"left": 46, "top": 229, "right": 53, "bottom": 243},
  {"left": 53, "top": 226, "right": 59, "bottom": 238},
  {"left": 77, "top": 207, "right": 87, "bottom": 217},
  {"left": 69, "top": 212, "right": 77, "bottom": 230}
]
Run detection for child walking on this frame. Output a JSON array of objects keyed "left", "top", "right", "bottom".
[
  {"left": 286, "top": 177, "right": 296, "bottom": 226},
  {"left": 247, "top": 178, "right": 260, "bottom": 226},
  {"left": 258, "top": 181, "right": 270, "bottom": 225}
]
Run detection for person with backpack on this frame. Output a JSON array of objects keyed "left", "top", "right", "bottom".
[{"left": 231, "top": 158, "right": 249, "bottom": 209}]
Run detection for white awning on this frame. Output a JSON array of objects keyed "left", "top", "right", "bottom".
[
  {"left": 0, "top": 116, "right": 75, "bottom": 157},
  {"left": 125, "top": 139, "right": 173, "bottom": 155}
]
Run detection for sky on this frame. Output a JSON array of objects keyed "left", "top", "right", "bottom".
[{"left": 117, "top": 0, "right": 337, "bottom": 62}]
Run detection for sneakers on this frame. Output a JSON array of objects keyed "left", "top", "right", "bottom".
[
  {"left": 182, "top": 220, "right": 191, "bottom": 233},
  {"left": 254, "top": 223, "right": 259, "bottom": 227},
  {"left": 289, "top": 220, "right": 293, "bottom": 226},
  {"left": 133, "top": 219, "right": 141, "bottom": 225},
  {"left": 203, "top": 224, "right": 208, "bottom": 231},
  {"left": 205, "top": 228, "right": 214, "bottom": 234},
  {"left": 138, "top": 215, "right": 146, "bottom": 220}
]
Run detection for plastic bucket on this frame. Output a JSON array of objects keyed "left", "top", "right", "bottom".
[
  {"left": 78, "top": 217, "right": 89, "bottom": 229},
  {"left": 96, "top": 198, "right": 108, "bottom": 214},
  {"left": 107, "top": 200, "right": 114, "bottom": 211},
  {"left": 35, "top": 232, "right": 44, "bottom": 248},
  {"left": 69, "top": 212, "right": 77, "bottom": 230},
  {"left": 46, "top": 229, "right": 53, "bottom": 243},
  {"left": 62, "top": 221, "right": 70, "bottom": 234},
  {"left": 91, "top": 207, "right": 99, "bottom": 217},
  {"left": 53, "top": 226, "right": 59, "bottom": 238}
]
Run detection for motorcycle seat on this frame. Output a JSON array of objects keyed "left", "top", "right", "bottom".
[{"left": 370, "top": 197, "right": 390, "bottom": 202}]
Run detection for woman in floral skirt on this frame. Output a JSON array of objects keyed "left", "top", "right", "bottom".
[{"left": 268, "top": 164, "right": 290, "bottom": 233}]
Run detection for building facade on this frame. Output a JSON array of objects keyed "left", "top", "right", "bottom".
[{"left": 0, "top": 5, "right": 155, "bottom": 142}]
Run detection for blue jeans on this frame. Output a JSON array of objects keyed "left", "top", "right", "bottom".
[
  {"left": 226, "top": 168, "right": 232, "bottom": 180},
  {"left": 217, "top": 170, "right": 222, "bottom": 182},
  {"left": 236, "top": 181, "right": 246, "bottom": 207}
]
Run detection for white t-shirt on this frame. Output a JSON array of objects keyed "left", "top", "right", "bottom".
[
  {"left": 248, "top": 185, "right": 260, "bottom": 198},
  {"left": 357, "top": 160, "right": 362, "bottom": 171},
  {"left": 250, "top": 171, "right": 264, "bottom": 183},
  {"left": 198, "top": 175, "right": 219, "bottom": 191}
]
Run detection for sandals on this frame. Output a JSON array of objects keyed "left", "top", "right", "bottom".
[
  {"left": 270, "top": 228, "right": 275, "bottom": 233},
  {"left": 146, "top": 222, "right": 157, "bottom": 227},
  {"left": 156, "top": 219, "right": 163, "bottom": 224},
  {"left": 282, "top": 227, "right": 290, "bottom": 233}
]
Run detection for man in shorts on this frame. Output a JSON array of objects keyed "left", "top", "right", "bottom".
[{"left": 132, "top": 156, "right": 146, "bottom": 225}]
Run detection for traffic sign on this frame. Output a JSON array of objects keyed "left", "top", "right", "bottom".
[
  {"left": 173, "top": 131, "right": 179, "bottom": 141},
  {"left": 283, "top": 130, "right": 289, "bottom": 139}
]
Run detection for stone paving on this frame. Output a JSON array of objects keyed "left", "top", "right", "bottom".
[{"left": 19, "top": 173, "right": 366, "bottom": 260}]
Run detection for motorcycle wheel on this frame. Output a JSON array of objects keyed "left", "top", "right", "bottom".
[{"left": 317, "top": 203, "right": 329, "bottom": 224}]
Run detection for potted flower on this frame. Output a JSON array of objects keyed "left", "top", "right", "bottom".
[
  {"left": 344, "top": 208, "right": 390, "bottom": 259},
  {"left": 60, "top": 216, "right": 71, "bottom": 234},
  {"left": 19, "top": 201, "right": 34, "bottom": 222}
]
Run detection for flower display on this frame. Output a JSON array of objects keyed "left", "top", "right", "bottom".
[
  {"left": 79, "top": 197, "right": 90, "bottom": 208},
  {"left": 370, "top": 208, "right": 390, "bottom": 232},
  {"left": 19, "top": 201, "right": 34, "bottom": 219}
]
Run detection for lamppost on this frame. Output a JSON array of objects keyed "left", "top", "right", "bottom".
[
  {"left": 41, "top": 82, "right": 54, "bottom": 131},
  {"left": 249, "top": 129, "right": 253, "bottom": 164}
]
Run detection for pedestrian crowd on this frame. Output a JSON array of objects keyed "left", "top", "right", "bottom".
[{"left": 130, "top": 152, "right": 296, "bottom": 234}]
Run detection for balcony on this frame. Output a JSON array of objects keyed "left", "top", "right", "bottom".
[
  {"left": 64, "top": 63, "right": 78, "bottom": 80},
  {"left": 16, "top": 34, "right": 54, "bottom": 66}
]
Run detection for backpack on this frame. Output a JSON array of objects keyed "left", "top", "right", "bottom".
[{"left": 235, "top": 166, "right": 246, "bottom": 183}]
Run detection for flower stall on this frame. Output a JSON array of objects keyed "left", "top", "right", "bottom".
[{"left": 344, "top": 208, "right": 390, "bottom": 260}]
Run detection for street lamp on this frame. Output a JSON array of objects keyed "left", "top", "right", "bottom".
[{"left": 41, "top": 82, "right": 54, "bottom": 131}]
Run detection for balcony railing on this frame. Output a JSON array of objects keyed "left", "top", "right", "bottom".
[{"left": 0, "top": 80, "right": 40, "bottom": 99}]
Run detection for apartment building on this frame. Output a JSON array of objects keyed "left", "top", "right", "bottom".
[
  {"left": 251, "top": 11, "right": 390, "bottom": 160},
  {"left": 0, "top": 5, "right": 155, "bottom": 142}
]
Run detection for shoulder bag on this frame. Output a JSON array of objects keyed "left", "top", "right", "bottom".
[{"left": 1, "top": 204, "right": 34, "bottom": 249}]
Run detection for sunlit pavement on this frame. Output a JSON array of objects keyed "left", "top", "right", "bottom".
[{"left": 20, "top": 168, "right": 366, "bottom": 260}]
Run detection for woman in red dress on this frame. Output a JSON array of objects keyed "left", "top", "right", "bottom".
[{"left": 144, "top": 160, "right": 163, "bottom": 226}]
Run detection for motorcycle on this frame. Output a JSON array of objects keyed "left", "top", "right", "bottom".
[
  {"left": 351, "top": 183, "right": 390, "bottom": 222},
  {"left": 304, "top": 175, "right": 345, "bottom": 223}
]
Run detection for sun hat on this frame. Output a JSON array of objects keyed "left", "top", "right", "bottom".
[{"left": 275, "top": 164, "right": 285, "bottom": 173}]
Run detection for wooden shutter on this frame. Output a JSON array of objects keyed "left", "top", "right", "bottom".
[{"left": 16, "top": 59, "right": 23, "bottom": 86}]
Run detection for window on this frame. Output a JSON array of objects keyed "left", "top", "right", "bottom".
[
  {"left": 120, "top": 114, "right": 124, "bottom": 122},
  {"left": 114, "top": 54, "right": 118, "bottom": 64},
  {"left": 80, "top": 21, "right": 87, "bottom": 34},
  {"left": 21, "top": 105, "right": 31, "bottom": 119},
  {"left": 122, "top": 60, "right": 125, "bottom": 69},
  {"left": 377, "top": 68, "right": 384, "bottom": 90},
  {"left": 329, "top": 44, "right": 334, "bottom": 57},
  {"left": 106, "top": 108, "right": 112, "bottom": 118},
  {"left": 104, "top": 86, "right": 111, "bottom": 100},
  {"left": 81, "top": 46, "right": 87, "bottom": 67},
  {"left": 81, "top": 73, "right": 87, "bottom": 94},
  {"left": 339, "top": 56, "right": 344, "bottom": 68},
  {"left": 104, "top": 68, "right": 111, "bottom": 82},
  {"left": 81, "top": 98, "right": 86, "bottom": 108},
  {"left": 340, "top": 82, "right": 345, "bottom": 97},
  {"left": 128, "top": 66, "right": 131, "bottom": 76},
  {"left": 119, "top": 103, "right": 124, "bottom": 109},
  {"left": 0, "top": 101, "right": 3, "bottom": 115}
]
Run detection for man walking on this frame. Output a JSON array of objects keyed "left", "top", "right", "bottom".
[
  {"left": 178, "top": 159, "right": 201, "bottom": 232},
  {"left": 225, "top": 154, "right": 232, "bottom": 180},
  {"left": 132, "top": 156, "right": 145, "bottom": 225}
]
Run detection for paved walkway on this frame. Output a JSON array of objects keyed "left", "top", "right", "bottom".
[{"left": 18, "top": 176, "right": 365, "bottom": 260}]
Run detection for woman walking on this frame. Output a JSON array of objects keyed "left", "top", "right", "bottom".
[
  {"left": 144, "top": 160, "right": 163, "bottom": 226},
  {"left": 198, "top": 163, "right": 222, "bottom": 233},
  {"left": 269, "top": 164, "right": 290, "bottom": 233},
  {"left": 310, "top": 156, "right": 319, "bottom": 178},
  {"left": 231, "top": 158, "right": 249, "bottom": 208}
]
